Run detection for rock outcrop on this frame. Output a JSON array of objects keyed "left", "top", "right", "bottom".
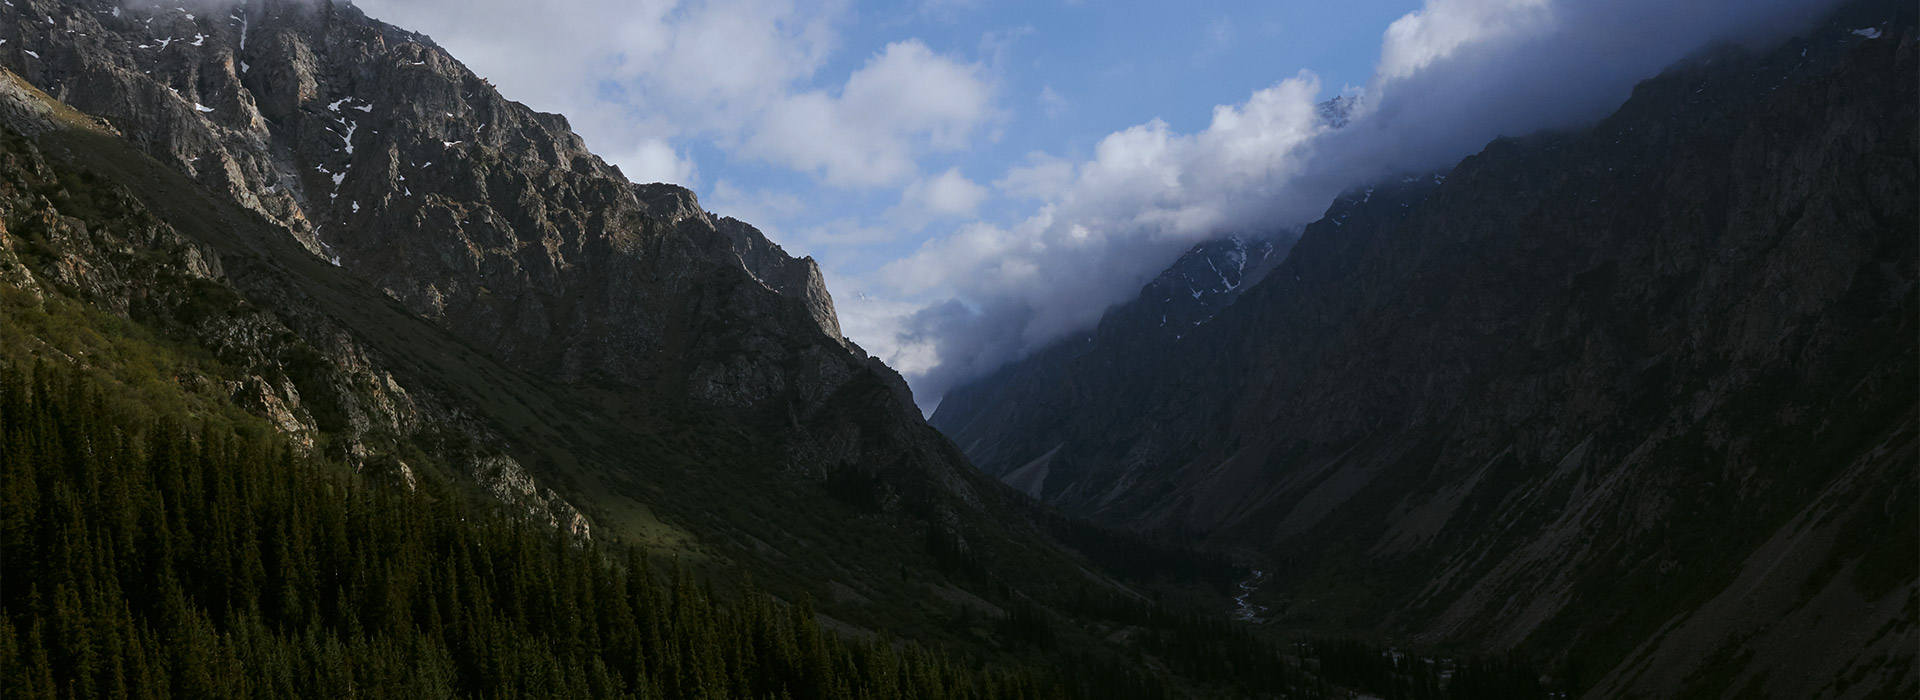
[
  {"left": 4, "top": 0, "right": 852, "bottom": 403},
  {"left": 0, "top": 0, "right": 1122, "bottom": 649}
]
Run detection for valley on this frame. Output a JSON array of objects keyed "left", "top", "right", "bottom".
[{"left": 1, "top": 0, "right": 1914, "bottom": 698}]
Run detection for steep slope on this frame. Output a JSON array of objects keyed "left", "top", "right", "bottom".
[
  {"left": 935, "top": 234, "right": 1286, "bottom": 497},
  {"left": 0, "top": 0, "right": 1160, "bottom": 665},
  {"left": 4, "top": 0, "right": 871, "bottom": 412},
  {"left": 933, "top": 2, "right": 1918, "bottom": 697}
]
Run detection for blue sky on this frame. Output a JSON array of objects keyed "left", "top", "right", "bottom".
[
  {"left": 353, "top": 0, "right": 1842, "bottom": 410},
  {"left": 684, "top": 0, "right": 1420, "bottom": 269}
]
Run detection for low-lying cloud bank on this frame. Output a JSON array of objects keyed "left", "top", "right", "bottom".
[{"left": 851, "top": 0, "right": 1842, "bottom": 412}]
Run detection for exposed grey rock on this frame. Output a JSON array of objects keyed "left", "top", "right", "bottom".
[
  {"left": 1, "top": 0, "right": 996, "bottom": 563},
  {"left": 0, "top": 97, "right": 592, "bottom": 538},
  {"left": 4, "top": 0, "right": 858, "bottom": 406}
]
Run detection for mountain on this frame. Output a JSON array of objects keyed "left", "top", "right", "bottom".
[
  {"left": 3, "top": 0, "right": 977, "bottom": 571},
  {"left": 931, "top": 1, "right": 1919, "bottom": 697},
  {"left": 935, "top": 233, "right": 1287, "bottom": 499},
  {"left": 0, "top": 0, "right": 1282, "bottom": 681},
  {"left": 8, "top": 2, "right": 1507, "bottom": 696}
]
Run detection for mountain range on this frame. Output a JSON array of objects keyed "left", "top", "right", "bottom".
[
  {"left": 934, "top": 1, "right": 1917, "bottom": 696},
  {"left": 2, "top": 0, "right": 1914, "bottom": 698},
  {"left": 1, "top": 0, "right": 1244, "bottom": 684}
]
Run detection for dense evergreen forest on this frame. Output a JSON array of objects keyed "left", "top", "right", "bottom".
[
  {"left": 0, "top": 358, "right": 1552, "bottom": 698},
  {"left": 0, "top": 360, "right": 1067, "bottom": 699}
]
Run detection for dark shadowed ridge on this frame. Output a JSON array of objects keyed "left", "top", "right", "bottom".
[{"left": 933, "top": 0, "right": 1918, "bottom": 695}]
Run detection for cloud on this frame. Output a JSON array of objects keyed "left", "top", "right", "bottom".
[
  {"left": 1038, "top": 85, "right": 1068, "bottom": 118},
  {"left": 704, "top": 180, "right": 807, "bottom": 246},
  {"left": 1375, "top": 0, "right": 1553, "bottom": 80},
  {"left": 355, "top": 0, "right": 989, "bottom": 189},
  {"left": 995, "top": 152, "right": 1075, "bottom": 201},
  {"left": 853, "top": 0, "right": 1846, "bottom": 412},
  {"left": 746, "top": 41, "right": 994, "bottom": 187},
  {"left": 897, "top": 167, "right": 990, "bottom": 222},
  {"left": 876, "top": 73, "right": 1324, "bottom": 361},
  {"left": 622, "top": 138, "right": 698, "bottom": 185}
]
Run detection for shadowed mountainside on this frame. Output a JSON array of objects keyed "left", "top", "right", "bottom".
[{"left": 933, "top": 2, "right": 1919, "bottom": 696}]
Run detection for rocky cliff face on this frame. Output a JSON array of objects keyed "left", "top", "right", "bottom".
[
  {"left": 2, "top": 0, "right": 913, "bottom": 531},
  {"left": 0, "top": 0, "right": 1119, "bottom": 649},
  {"left": 932, "top": 2, "right": 1918, "bottom": 696},
  {"left": 0, "top": 70, "right": 591, "bottom": 534},
  {"left": 3, "top": 0, "right": 853, "bottom": 398}
]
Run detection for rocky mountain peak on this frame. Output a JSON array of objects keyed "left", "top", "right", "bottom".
[
  {"left": 6, "top": 0, "right": 858, "bottom": 401},
  {"left": 1316, "top": 94, "right": 1359, "bottom": 129}
]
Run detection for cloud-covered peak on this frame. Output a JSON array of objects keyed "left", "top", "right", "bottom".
[{"left": 853, "top": 0, "right": 1844, "bottom": 412}]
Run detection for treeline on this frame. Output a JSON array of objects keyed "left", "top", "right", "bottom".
[
  {"left": 1309, "top": 637, "right": 1546, "bottom": 700},
  {"left": 1061, "top": 586, "right": 1292, "bottom": 696},
  {"left": 0, "top": 361, "right": 1061, "bottom": 699},
  {"left": 1030, "top": 508, "right": 1243, "bottom": 587},
  {"left": 0, "top": 359, "right": 1558, "bottom": 699}
]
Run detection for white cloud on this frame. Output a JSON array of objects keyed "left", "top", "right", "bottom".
[
  {"left": 994, "top": 152, "right": 1075, "bottom": 201},
  {"left": 622, "top": 139, "right": 697, "bottom": 185},
  {"left": 828, "top": 273, "right": 945, "bottom": 376},
  {"left": 704, "top": 179, "right": 809, "bottom": 249},
  {"left": 898, "top": 167, "right": 989, "bottom": 221},
  {"left": 361, "top": 0, "right": 1845, "bottom": 414},
  {"left": 356, "top": 0, "right": 987, "bottom": 190},
  {"left": 747, "top": 41, "right": 994, "bottom": 187},
  {"left": 850, "top": 0, "right": 1846, "bottom": 411},
  {"left": 1375, "top": 0, "right": 1553, "bottom": 80},
  {"left": 871, "top": 72, "right": 1324, "bottom": 372}
]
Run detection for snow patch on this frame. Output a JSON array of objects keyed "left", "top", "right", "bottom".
[
  {"left": 194, "top": 102, "right": 214, "bottom": 113},
  {"left": 339, "top": 120, "right": 357, "bottom": 155},
  {"left": 22, "top": 50, "right": 38, "bottom": 59},
  {"left": 1852, "top": 27, "right": 1882, "bottom": 39}
]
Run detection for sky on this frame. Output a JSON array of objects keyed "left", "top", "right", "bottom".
[{"left": 350, "top": 0, "right": 1842, "bottom": 412}]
